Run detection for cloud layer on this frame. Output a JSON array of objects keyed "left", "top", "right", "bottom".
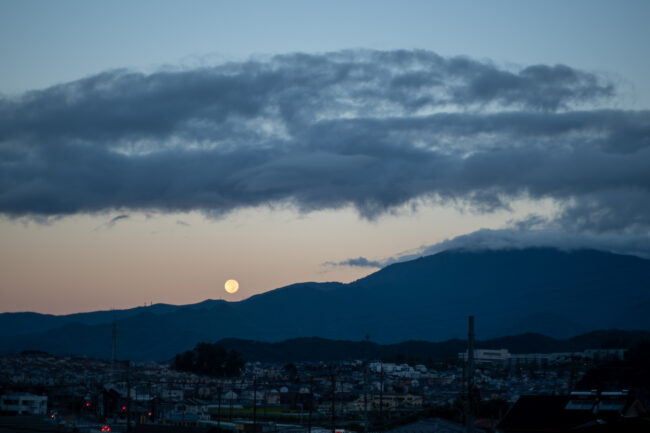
[
  {"left": 1, "top": 50, "right": 648, "bottom": 236},
  {"left": 331, "top": 227, "right": 650, "bottom": 269}
]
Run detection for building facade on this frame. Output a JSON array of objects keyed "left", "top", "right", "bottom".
[{"left": 0, "top": 392, "right": 48, "bottom": 415}]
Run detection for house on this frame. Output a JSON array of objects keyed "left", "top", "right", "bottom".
[
  {"left": 265, "top": 390, "right": 281, "bottom": 405},
  {"left": 497, "top": 390, "right": 647, "bottom": 433},
  {"left": 0, "top": 392, "right": 47, "bottom": 415}
]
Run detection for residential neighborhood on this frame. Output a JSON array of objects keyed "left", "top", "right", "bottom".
[{"left": 1, "top": 345, "right": 645, "bottom": 432}]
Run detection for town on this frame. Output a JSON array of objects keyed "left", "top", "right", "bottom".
[{"left": 0, "top": 344, "right": 641, "bottom": 433}]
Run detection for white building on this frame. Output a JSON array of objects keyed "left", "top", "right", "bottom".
[
  {"left": 0, "top": 392, "right": 48, "bottom": 415},
  {"left": 458, "top": 349, "right": 512, "bottom": 363},
  {"left": 458, "top": 348, "right": 626, "bottom": 365}
]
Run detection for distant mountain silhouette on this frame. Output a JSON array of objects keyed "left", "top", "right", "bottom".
[
  {"left": 213, "top": 330, "right": 650, "bottom": 363},
  {"left": 1, "top": 248, "right": 650, "bottom": 360}
]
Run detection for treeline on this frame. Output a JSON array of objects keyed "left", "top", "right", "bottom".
[
  {"left": 213, "top": 330, "right": 650, "bottom": 364},
  {"left": 173, "top": 343, "right": 245, "bottom": 377}
]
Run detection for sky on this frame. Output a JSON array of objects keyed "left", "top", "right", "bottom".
[{"left": 1, "top": 0, "right": 650, "bottom": 314}]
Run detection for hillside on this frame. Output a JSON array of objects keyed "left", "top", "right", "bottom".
[
  {"left": 1, "top": 248, "right": 649, "bottom": 360},
  {"left": 213, "top": 330, "right": 650, "bottom": 363}
]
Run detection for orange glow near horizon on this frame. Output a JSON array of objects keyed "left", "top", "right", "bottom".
[{"left": 0, "top": 199, "right": 556, "bottom": 315}]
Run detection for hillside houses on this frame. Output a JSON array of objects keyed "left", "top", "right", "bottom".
[{"left": 1, "top": 348, "right": 644, "bottom": 432}]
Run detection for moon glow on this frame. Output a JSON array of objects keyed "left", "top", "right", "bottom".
[{"left": 224, "top": 279, "right": 239, "bottom": 294}]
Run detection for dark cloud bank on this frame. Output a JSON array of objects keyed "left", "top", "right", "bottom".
[{"left": 1, "top": 49, "right": 649, "bottom": 255}]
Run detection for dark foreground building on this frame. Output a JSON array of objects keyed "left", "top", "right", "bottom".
[{"left": 497, "top": 391, "right": 649, "bottom": 433}]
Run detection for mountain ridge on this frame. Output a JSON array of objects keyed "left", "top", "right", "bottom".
[
  {"left": 212, "top": 329, "right": 650, "bottom": 363},
  {"left": 2, "top": 247, "right": 650, "bottom": 360}
]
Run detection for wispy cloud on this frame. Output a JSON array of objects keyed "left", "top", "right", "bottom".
[
  {"left": 93, "top": 214, "right": 129, "bottom": 231},
  {"left": 1, "top": 49, "right": 648, "bottom": 236},
  {"left": 323, "top": 256, "right": 384, "bottom": 268}
]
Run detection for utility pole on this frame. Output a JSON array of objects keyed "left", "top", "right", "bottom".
[
  {"left": 330, "top": 371, "right": 336, "bottom": 433},
  {"left": 217, "top": 381, "right": 222, "bottom": 429},
  {"left": 308, "top": 378, "right": 313, "bottom": 433},
  {"left": 379, "top": 363, "right": 384, "bottom": 431},
  {"left": 126, "top": 363, "right": 132, "bottom": 433},
  {"left": 252, "top": 377, "right": 257, "bottom": 432},
  {"left": 111, "top": 318, "right": 118, "bottom": 380},
  {"left": 363, "top": 334, "right": 370, "bottom": 433},
  {"left": 569, "top": 356, "right": 576, "bottom": 393},
  {"left": 229, "top": 379, "right": 235, "bottom": 421},
  {"left": 465, "top": 316, "right": 475, "bottom": 433},
  {"left": 363, "top": 362, "right": 369, "bottom": 433},
  {"left": 147, "top": 381, "right": 153, "bottom": 423}
]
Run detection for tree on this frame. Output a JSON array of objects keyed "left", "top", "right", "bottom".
[
  {"left": 283, "top": 363, "right": 298, "bottom": 381},
  {"left": 173, "top": 343, "right": 245, "bottom": 378}
]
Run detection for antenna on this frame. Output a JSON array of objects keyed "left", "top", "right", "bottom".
[
  {"left": 465, "top": 315, "right": 475, "bottom": 433},
  {"left": 111, "top": 315, "right": 118, "bottom": 379}
]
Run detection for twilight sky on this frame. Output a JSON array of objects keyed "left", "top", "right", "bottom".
[{"left": 1, "top": 0, "right": 650, "bottom": 314}]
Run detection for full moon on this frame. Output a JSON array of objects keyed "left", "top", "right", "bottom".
[{"left": 224, "top": 279, "right": 239, "bottom": 294}]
